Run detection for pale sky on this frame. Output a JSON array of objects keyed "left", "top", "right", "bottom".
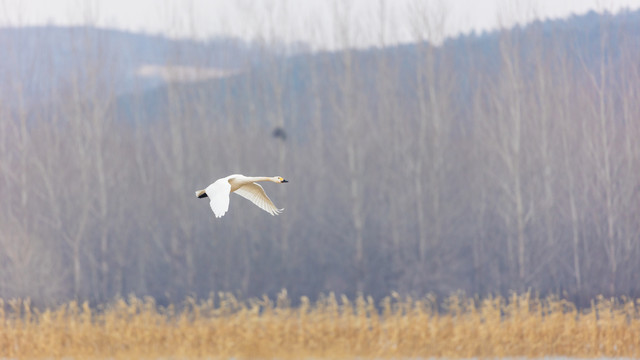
[{"left": 1, "top": 0, "right": 639, "bottom": 50}]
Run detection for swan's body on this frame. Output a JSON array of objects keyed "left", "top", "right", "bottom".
[{"left": 195, "top": 174, "right": 288, "bottom": 218}]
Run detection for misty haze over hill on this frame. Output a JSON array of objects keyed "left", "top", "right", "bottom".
[
  {"left": 1, "top": 8, "right": 640, "bottom": 306},
  {"left": 0, "top": 26, "right": 277, "bottom": 106}
]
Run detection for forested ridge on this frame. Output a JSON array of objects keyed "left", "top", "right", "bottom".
[{"left": 1, "top": 8, "right": 640, "bottom": 306}]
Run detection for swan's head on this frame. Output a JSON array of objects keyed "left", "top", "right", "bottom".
[{"left": 276, "top": 176, "right": 288, "bottom": 183}]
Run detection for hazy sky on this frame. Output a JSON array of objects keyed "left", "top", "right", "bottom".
[{"left": 1, "top": 0, "right": 639, "bottom": 49}]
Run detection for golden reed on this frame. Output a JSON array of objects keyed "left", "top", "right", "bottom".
[{"left": 1, "top": 290, "right": 639, "bottom": 359}]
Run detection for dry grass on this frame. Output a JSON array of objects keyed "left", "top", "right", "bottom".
[{"left": 1, "top": 290, "right": 640, "bottom": 359}]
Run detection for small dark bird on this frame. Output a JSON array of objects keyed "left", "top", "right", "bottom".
[{"left": 272, "top": 127, "right": 287, "bottom": 141}]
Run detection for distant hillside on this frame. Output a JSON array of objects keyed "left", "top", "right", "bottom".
[
  {"left": 2, "top": 8, "right": 639, "bottom": 113},
  {"left": 0, "top": 26, "right": 270, "bottom": 106},
  {"left": 116, "top": 8, "right": 640, "bottom": 134}
]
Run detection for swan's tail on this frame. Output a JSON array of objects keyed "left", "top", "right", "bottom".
[{"left": 195, "top": 189, "right": 208, "bottom": 198}]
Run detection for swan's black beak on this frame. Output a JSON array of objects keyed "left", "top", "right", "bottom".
[{"left": 281, "top": 179, "right": 288, "bottom": 183}]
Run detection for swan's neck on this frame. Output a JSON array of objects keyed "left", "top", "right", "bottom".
[{"left": 244, "top": 176, "right": 276, "bottom": 183}]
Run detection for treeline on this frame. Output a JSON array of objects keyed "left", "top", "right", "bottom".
[{"left": 1, "top": 8, "right": 640, "bottom": 306}]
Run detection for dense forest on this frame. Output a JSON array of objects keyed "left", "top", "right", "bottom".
[{"left": 1, "top": 7, "right": 640, "bottom": 306}]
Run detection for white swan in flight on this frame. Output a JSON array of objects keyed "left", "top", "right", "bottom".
[{"left": 195, "top": 174, "right": 288, "bottom": 218}]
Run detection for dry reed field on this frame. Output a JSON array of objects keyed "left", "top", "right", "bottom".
[{"left": 1, "top": 290, "right": 640, "bottom": 359}]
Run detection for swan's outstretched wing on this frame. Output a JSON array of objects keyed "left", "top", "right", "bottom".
[
  {"left": 206, "top": 179, "right": 232, "bottom": 218},
  {"left": 234, "top": 182, "right": 283, "bottom": 216}
]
